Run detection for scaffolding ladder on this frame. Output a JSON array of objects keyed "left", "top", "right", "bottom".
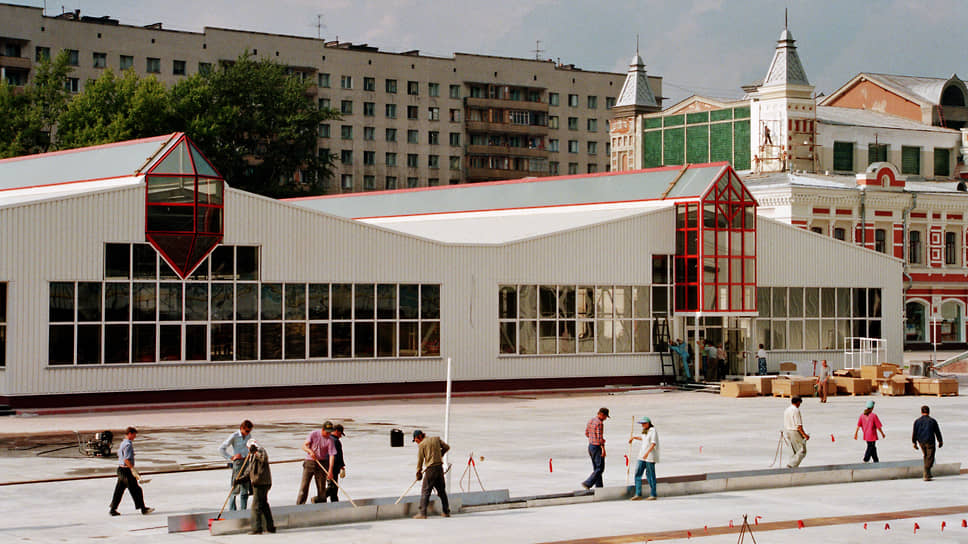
[{"left": 653, "top": 315, "right": 676, "bottom": 380}]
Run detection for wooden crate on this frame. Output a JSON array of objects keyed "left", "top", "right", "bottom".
[
  {"left": 879, "top": 375, "right": 908, "bottom": 396},
  {"left": 913, "top": 378, "right": 960, "bottom": 397},
  {"left": 773, "top": 378, "right": 815, "bottom": 398},
  {"left": 833, "top": 368, "right": 861, "bottom": 378},
  {"left": 831, "top": 376, "right": 871, "bottom": 396},
  {"left": 860, "top": 364, "right": 900, "bottom": 381},
  {"left": 721, "top": 382, "right": 758, "bottom": 398},
  {"left": 743, "top": 376, "right": 777, "bottom": 396}
]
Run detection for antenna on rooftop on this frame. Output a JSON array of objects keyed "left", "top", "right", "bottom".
[
  {"left": 636, "top": 33, "right": 639, "bottom": 55},
  {"left": 315, "top": 14, "right": 326, "bottom": 39},
  {"left": 533, "top": 40, "right": 544, "bottom": 60},
  {"left": 785, "top": 7, "right": 788, "bottom": 29}
]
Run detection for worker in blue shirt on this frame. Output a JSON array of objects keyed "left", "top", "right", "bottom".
[
  {"left": 912, "top": 406, "right": 943, "bottom": 481},
  {"left": 219, "top": 420, "right": 254, "bottom": 510},
  {"left": 109, "top": 426, "right": 153, "bottom": 516}
]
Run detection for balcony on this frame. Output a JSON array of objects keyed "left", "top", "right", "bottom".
[
  {"left": 0, "top": 55, "right": 31, "bottom": 70},
  {"left": 465, "top": 120, "right": 549, "bottom": 135},
  {"left": 466, "top": 167, "right": 546, "bottom": 182},
  {"left": 465, "top": 96, "right": 549, "bottom": 112},
  {"left": 467, "top": 144, "right": 549, "bottom": 159}
]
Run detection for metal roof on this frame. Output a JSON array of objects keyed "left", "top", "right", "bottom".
[
  {"left": 817, "top": 106, "right": 959, "bottom": 134},
  {"left": 761, "top": 27, "right": 810, "bottom": 87},
  {"left": 614, "top": 52, "right": 658, "bottom": 109},
  {"left": 0, "top": 133, "right": 179, "bottom": 191},
  {"left": 288, "top": 163, "right": 730, "bottom": 219}
]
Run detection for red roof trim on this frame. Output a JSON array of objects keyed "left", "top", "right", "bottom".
[
  {"left": 0, "top": 174, "right": 139, "bottom": 193},
  {"left": 0, "top": 133, "right": 178, "bottom": 165}
]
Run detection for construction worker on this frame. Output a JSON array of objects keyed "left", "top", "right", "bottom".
[
  {"left": 218, "top": 419, "right": 253, "bottom": 510},
  {"left": 109, "top": 426, "right": 153, "bottom": 516},
  {"left": 412, "top": 429, "right": 450, "bottom": 519}
]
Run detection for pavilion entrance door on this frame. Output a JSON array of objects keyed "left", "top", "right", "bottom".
[{"left": 680, "top": 316, "right": 752, "bottom": 379}]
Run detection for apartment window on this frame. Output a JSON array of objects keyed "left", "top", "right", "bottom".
[
  {"left": 386, "top": 79, "right": 397, "bottom": 93},
  {"left": 427, "top": 178, "right": 439, "bottom": 186},
  {"left": 429, "top": 83, "right": 440, "bottom": 97},
  {"left": 318, "top": 124, "right": 331, "bottom": 138},
  {"left": 832, "top": 141, "right": 853, "bottom": 171},
  {"left": 340, "top": 125, "right": 352, "bottom": 139},
  {"left": 318, "top": 148, "right": 330, "bottom": 161},
  {"left": 945, "top": 232, "right": 958, "bottom": 265},
  {"left": 35, "top": 46, "right": 50, "bottom": 61},
  {"left": 587, "top": 119, "right": 597, "bottom": 132},
  {"left": 934, "top": 148, "right": 951, "bottom": 177},
  {"left": 407, "top": 81, "right": 419, "bottom": 95},
  {"left": 363, "top": 77, "right": 375, "bottom": 91},
  {"left": 833, "top": 228, "right": 846, "bottom": 241},
  {"left": 386, "top": 152, "right": 397, "bottom": 166},
  {"left": 449, "top": 84, "right": 461, "bottom": 99},
  {"left": 65, "top": 77, "right": 79, "bottom": 93},
  {"left": 549, "top": 116, "right": 559, "bottom": 129},
  {"left": 407, "top": 130, "right": 419, "bottom": 144},
  {"left": 549, "top": 92, "right": 559, "bottom": 106},
  {"left": 868, "top": 143, "right": 888, "bottom": 164},
  {"left": 587, "top": 164, "right": 598, "bottom": 173},
  {"left": 364, "top": 151, "right": 376, "bottom": 165},
  {"left": 450, "top": 156, "right": 461, "bottom": 170},
  {"left": 449, "top": 133, "right": 460, "bottom": 146},
  {"left": 568, "top": 163, "right": 578, "bottom": 175},
  {"left": 568, "top": 140, "right": 579, "bottom": 153},
  {"left": 874, "top": 229, "right": 886, "bottom": 253},
  {"left": 340, "top": 75, "right": 353, "bottom": 89},
  {"left": 587, "top": 142, "right": 597, "bottom": 155},
  {"left": 587, "top": 96, "right": 598, "bottom": 109},
  {"left": 407, "top": 154, "right": 419, "bottom": 168},
  {"left": 318, "top": 73, "right": 330, "bottom": 87},
  {"left": 428, "top": 155, "right": 439, "bottom": 169},
  {"left": 198, "top": 62, "right": 212, "bottom": 75},
  {"left": 901, "top": 146, "right": 921, "bottom": 175},
  {"left": 341, "top": 174, "right": 353, "bottom": 190},
  {"left": 407, "top": 106, "right": 419, "bottom": 120},
  {"left": 318, "top": 98, "right": 331, "bottom": 110},
  {"left": 549, "top": 161, "right": 559, "bottom": 175},
  {"left": 340, "top": 150, "right": 353, "bottom": 164},
  {"left": 385, "top": 104, "right": 397, "bottom": 118},
  {"left": 170, "top": 59, "right": 185, "bottom": 76},
  {"left": 606, "top": 97, "right": 615, "bottom": 109},
  {"left": 449, "top": 109, "right": 461, "bottom": 122},
  {"left": 119, "top": 55, "right": 134, "bottom": 71},
  {"left": 66, "top": 49, "right": 79, "bottom": 66},
  {"left": 568, "top": 94, "right": 579, "bottom": 107},
  {"left": 340, "top": 100, "right": 353, "bottom": 115},
  {"left": 386, "top": 128, "right": 397, "bottom": 142},
  {"left": 357, "top": 102, "right": 373, "bottom": 117},
  {"left": 363, "top": 126, "right": 375, "bottom": 141},
  {"left": 92, "top": 52, "right": 107, "bottom": 68},
  {"left": 428, "top": 107, "right": 440, "bottom": 121},
  {"left": 909, "top": 230, "right": 923, "bottom": 264},
  {"left": 364, "top": 175, "right": 375, "bottom": 190},
  {"left": 568, "top": 117, "right": 578, "bottom": 131},
  {"left": 407, "top": 177, "right": 418, "bottom": 188},
  {"left": 386, "top": 176, "right": 397, "bottom": 189},
  {"left": 428, "top": 131, "right": 440, "bottom": 145},
  {"left": 146, "top": 57, "right": 161, "bottom": 73},
  {"left": 549, "top": 139, "right": 559, "bottom": 152}
]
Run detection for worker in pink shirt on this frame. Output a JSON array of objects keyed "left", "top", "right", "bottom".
[{"left": 854, "top": 400, "right": 886, "bottom": 463}]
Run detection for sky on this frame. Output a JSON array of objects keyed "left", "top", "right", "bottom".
[{"left": 12, "top": 0, "right": 967, "bottom": 105}]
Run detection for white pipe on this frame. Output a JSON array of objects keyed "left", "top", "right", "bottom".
[{"left": 444, "top": 357, "right": 452, "bottom": 491}]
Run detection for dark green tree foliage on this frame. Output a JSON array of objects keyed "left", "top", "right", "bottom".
[{"left": 0, "top": 50, "right": 72, "bottom": 156}]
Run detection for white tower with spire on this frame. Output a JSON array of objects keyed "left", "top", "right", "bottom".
[
  {"left": 750, "top": 14, "right": 816, "bottom": 172},
  {"left": 610, "top": 41, "right": 661, "bottom": 172}
]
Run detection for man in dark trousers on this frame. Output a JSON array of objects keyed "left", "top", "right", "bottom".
[
  {"left": 235, "top": 439, "right": 275, "bottom": 534},
  {"left": 297, "top": 421, "right": 337, "bottom": 504},
  {"left": 325, "top": 424, "right": 346, "bottom": 502},
  {"left": 582, "top": 407, "right": 609, "bottom": 489},
  {"left": 109, "top": 426, "right": 153, "bottom": 516},
  {"left": 412, "top": 429, "right": 450, "bottom": 519},
  {"left": 912, "top": 405, "right": 943, "bottom": 480}
]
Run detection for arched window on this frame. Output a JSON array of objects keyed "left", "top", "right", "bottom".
[
  {"left": 940, "top": 300, "right": 965, "bottom": 343},
  {"left": 905, "top": 301, "right": 927, "bottom": 343},
  {"left": 941, "top": 85, "right": 966, "bottom": 107}
]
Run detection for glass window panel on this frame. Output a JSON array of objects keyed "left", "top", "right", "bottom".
[
  {"left": 77, "top": 282, "right": 101, "bottom": 322},
  {"left": 558, "top": 286, "right": 576, "bottom": 318},
  {"left": 185, "top": 324, "right": 207, "bottom": 360},
  {"left": 853, "top": 288, "right": 868, "bottom": 318},
  {"left": 869, "top": 320, "right": 882, "bottom": 339},
  {"left": 421, "top": 285, "right": 440, "bottom": 319},
  {"left": 354, "top": 284, "right": 374, "bottom": 320},
  {"left": 651, "top": 286, "right": 668, "bottom": 314},
  {"left": 652, "top": 255, "right": 669, "bottom": 284},
  {"left": 77, "top": 324, "right": 101, "bottom": 364},
  {"left": 133, "top": 244, "right": 157, "bottom": 279},
  {"left": 518, "top": 321, "right": 537, "bottom": 354},
  {"left": 633, "top": 287, "right": 650, "bottom": 318},
  {"left": 771, "top": 321, "right": 786, "bottom": 349},
  {"left": 332, "top": 322, "right": 352, "bottom": 357},
  {"left": 788, "top": 288, "right": 803, "bottom": 317},
  {"left": 377, "top": 322, "right": 396, "bottom": 357},
  {"left": 210, "top": 323, "right": 233, "bottom": 361},
  {"left": 519, "top": 285, "right": 537, "bottom": 319},
  {"left": 309, "top": 284, "right": 329, "bottom": 320},
  {"left": 261, "top": 284, "right": 282, "bottom": 320},
  {"left": 837, "top": 288, "right": 851, "bottom": 317},
  {"left": 211, "top": 246, "right": 234, "bottom": 280},
  {"left": 197, "top": 176, "right": 223, "bottom": 204},
  {"left": 237, "top": 323, "right": 257, "bottom": 360},
  {"left": 105, "top": 243, "right": 130, "bottom": 279},
  {"left": 804, "top": 288, "right": 819, "bottom": 318},
  {"left": 286, "top": 322, "right": 307, "bottom": 359},
  {"left": 309, "top": 323, "right": 329, "bottom": 358},
  {"left": 132, "top": 283, "right": 156, "bottom": 321},
  {"left": 104, "top": 324, "right": 129, "bottom": 363},
  {"left": 868, "top": 289, "right": 882, "bottom": 318},
  {"left": 399, "top": 322, "right": 419, "bottom": 357},
  {"left": 772, "top": 288, "right": 787, "bottom": 317},
  {"left": 615, "top": 320, "right": 632, "bottom": 352},
  {"left": 499, "top": 322, "right": 516, "bottom": 354},
  {"left": 160, "top": 324, "right": 181, "bottom": 361},
  {"left": 189, "top": 256, "right": 209, "bottom": 280},
  {"left": 354, "top": 322, "right": 374, "bottom": 358},
  {"left": 159, "top": 257, "right": 178, "bottom": 280},
  {"left": 614, "top": 287, "right": 632, "bottom": 318},
  {"left": 756, "top": 288, "right": 771, "bottom": 317},
  {"left": 377, "top": 284, "right": 396, "bottom": 319},
  {"left": 755, "top": 319, "right": 771, "bottom": 350},
  {"left": 49, "top": 325, "right": 74, "bottom": 364},
  {"left": 234, "top": 283, "right": 257, "bottom": 320},
  {"left": 286, "top": 284, "right": 307, "bottom": 320},
  {"left": 821, "top": 320, "right": 837, "bottom": 349},
  {"left": 596, "top": 319, "right": 614, "bottom": 353},
  {"left": 50, "top": 282, "right": 75, "bottom": 322},
  {"left": 499, "top": 286, "right": 517, "bottom": 319},
  {"left": 399, "top": 285, "right": 419, "bottom": 319},
  {"left": 787, "top": 320, "right": 803, "bottom": 350},
  {"left": 837, "top": 320, "right": 850, "bottom": 348},
  {"left": 596, "top": 287, "right": 614, "bottom": 318},
  {"left": 731, "top": 285, "right": 742, "bottom": 310},
  {"left": 558, "top": 321, "right": 576, "bottom": 353},
  {"left": 158, "top": 283, "right": 182, "bottom": 321},
  {"left": 803, "top": 320, "right": 819, "bottom": 349},
  {"left": 0, "top": 283, "right": 4, "bottom": 323},
  {"left": 185, "top": 284, "right": 208, "bottom": 321},
  {"left": 539, "top": 286, "right": 557, "bottom": 318},
  {"left": 539, "top": 321, "right": 557, "bottom": 354},
  {"left": 237, "top": 246, "right": 258, "bottom": 280},
  {"left": 633, "top": 320, "right": 650, "bottom": 352},
  {"left": 132, "top": 324, "right": 156, "bottom": 362},
  {"left": 577, "top": 321, "right": 595, "bottom": 352},
  {"left": 577, "top": 287, "right": 595, "bottom": 318},
  {"left": 421, "top": 321, "right": 440, "bottom": 356},
  {"left": 146, "top": 204, "right": 193, "bottom": 233},
  {"left": 260, "top": 322, "right": 282, "bottom": 359},
  {"left": 332, "top": 284, "right": 353, "bottom": 319},
  {"left": 146, "top": 174, "right": 194, "bottom": 201},
  {"left": 211, "top": 283, "right": 233, "bottom": 321}
]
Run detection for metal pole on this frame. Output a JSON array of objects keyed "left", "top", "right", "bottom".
[{"left": 444, "top": 357, "right": 452, "bottom": 491}]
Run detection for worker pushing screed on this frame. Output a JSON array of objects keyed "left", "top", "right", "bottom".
[
  {"left": 411, "top": 429, "right": 451, "bottom": 519},
  {"left": 297, "top": 421, "right": 337, "bottom": 504}
]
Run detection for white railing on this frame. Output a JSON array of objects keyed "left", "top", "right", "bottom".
[{"left": 843, "top": 337, "right": 885, "bottom": 369}]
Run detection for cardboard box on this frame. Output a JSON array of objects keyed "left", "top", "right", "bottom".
[
  {"left": 773, "top": 377, "right": 815, "bottom": 398},
  {"left": 831, "top": 376, "right": 871, "bottom": 395},
  {"left": 913, "top": 378, "right": 960, "bottom": 397},
  {"left": 743, "top": 375, "right": 777, "bottom": 395},
  {"left": 833, "top": 368, "right": 861, "bottom": 378},
  {"left": 879, "top": 375, "right": 908, "bottom": 396},
  {"left": 721, "top": 382, "right": 757, "bottom": 398},
  {"left": 860, "top": 364, "right": 900, "bottom": 381}
]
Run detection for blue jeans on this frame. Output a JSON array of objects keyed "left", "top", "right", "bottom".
[
  {"left": 228, "top": 459, "right": 250, "bottom": 510},
  {"left": 583, "top": 444, "right": 604, "bottom": 488},
  {"left": 633, "top": 460, "right": 656, "bottom": 497}
]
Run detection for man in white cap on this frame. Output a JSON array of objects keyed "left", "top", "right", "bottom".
[
  {"left": 628, "top": 417, "right": 659, "bottom": 500},
  {"left": 235, "top": 439, "right": 275, "bottom": 534}
]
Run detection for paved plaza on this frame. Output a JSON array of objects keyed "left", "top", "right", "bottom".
[{"left": 0, "top": 382, "right": 965, "bottom": 543}]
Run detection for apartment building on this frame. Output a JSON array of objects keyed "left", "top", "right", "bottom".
[{"left": 0, "top": 3, "right": 662, "bottom": 193}]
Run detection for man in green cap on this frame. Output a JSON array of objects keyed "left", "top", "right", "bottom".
[
  {"left": 854, "top": 400, "right": 885, "bottom": 463},
  {"left": 297, "top": 421, "right": 337, "bottom": 504},
  {"left": 628, "top": 417, "right": 659, "bottom": 500}
]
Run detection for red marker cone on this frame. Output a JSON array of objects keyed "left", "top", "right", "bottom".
[
  {"left": 830, "top": 434, "right": 835, "bottom": 442},
  {"left": 625, "top": 454, "right": 629, "bottom": 467},
  {"left": 962, "top": 519, "right": 967, "bottom": 528},
  {"left": 549, "top": 458, "right": 553, "bottom": 473},
  {"left": 729, "top": 520, "right": 734, "bottom": 528},
  {"left": 755, "top": 516, "right": 762, "bottom": 525},
  {"left": 703, "top": 525, "right": 708, "bottom": 533},
  {"left": 863, "top": 523, "right": 868, "bottom": 530},
  {"left": 914, "top": 522, "right": 920, "bottom": 533},
  {"left": 797, "top": 520, "right": 805, "bottom": 529},
  {"left": 699, "top": 446, "right": 703, "bottom": 454},
  {"left": 941, "top": 521, "right": 946, "bottom": 532},
  {"left": 885, "top": 523, "right": 891, "bottom": 530},
  {"left": 686, "top": 531, "right": 692, "bottom": 539}
]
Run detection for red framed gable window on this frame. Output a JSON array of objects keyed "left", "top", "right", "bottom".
[{"left": 145, "top": 136, "right": 224, "bottom": 278}]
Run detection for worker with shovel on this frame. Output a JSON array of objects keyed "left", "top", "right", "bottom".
[
  {"left": 412, "top": 429, "right": 451, "bottom": 519},
  {"left": 234, "top": 439, "right": 275, "bottom": 534},
  {"left": 109, "top": 426, "right": 153, "bottom": 516},
  {"left": 297, "top": 421, "right": 337, "bottom": 504},
  {"left": 218, "top": 419, "right": 253, "bottom": 511}
]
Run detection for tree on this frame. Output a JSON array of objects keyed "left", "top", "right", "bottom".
[
  {"left": 0, "top": 50, "right": 72, "bottom": 158},
  {"left": 169, "top": 54, "right": 339, "bottom": 197},
  {"left": 56, "top": 69, "right": 171, "bottom": 149}
]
